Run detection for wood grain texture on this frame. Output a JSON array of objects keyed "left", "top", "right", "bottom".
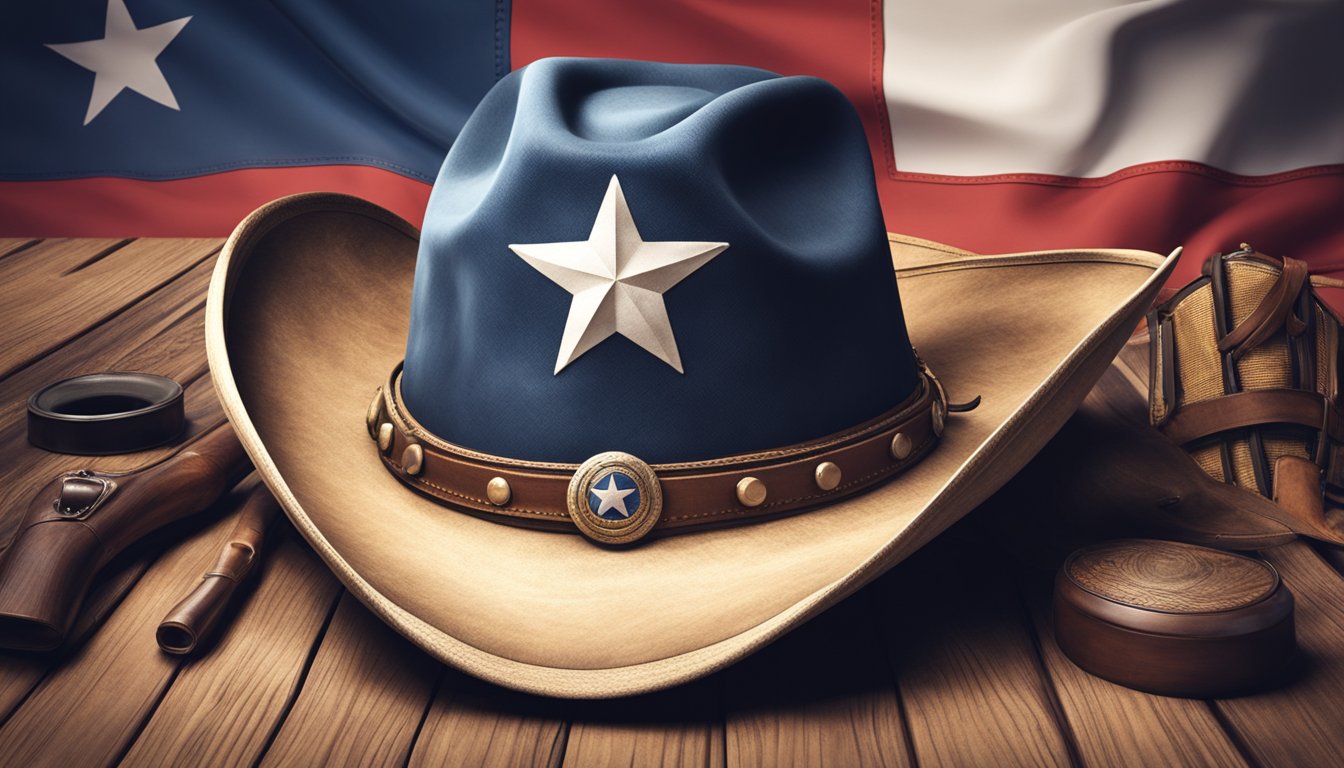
[
  {"left": 259, "top": 592, "right": 440, "bottom": 767},
  {"left": 881, "top": 529, "right": 1074, "bottom": 768},
  {"left": 0, "top": 249, "right": 215, "bottom": 439},
  {"left": 725, "top": 587, "right": 910, "bottom": 767},
  {"left": 409, "top": 668, "right": 568, "bottom": 768},
  {"left": 564, "top": 721, "right": 721, "bottom": 768},
  {"left": 1214, "top": 542, "right": 1344, "bottom": 766},
  {"left": 1025, "top": 576, "right": 1249, "bottom": 767},
  {"left": 1066, "top": 539, "right": 1277, "bottom": 612},
  {"left": 0, "top": 508, "right": 243, "bottom": 767},
  {"left": 0, "top": 238, "right": 38, "bottom": 261},
  {"left": 119, "top": 530, "right": 341, "bottom": 768},
  {"left": 564, "top": 678, "right": 723, "bottom": 768},
  {"left": 0, "top": 237, "right": 219, "bottom": 379}
]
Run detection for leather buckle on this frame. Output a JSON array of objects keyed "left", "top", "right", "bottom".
[{"left": 53, "top": 470, "right": 116, "bottom": 520}]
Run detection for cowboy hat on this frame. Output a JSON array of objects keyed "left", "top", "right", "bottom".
[{"left": 207, "top": 57, "right": 1177, "bottom": 698}]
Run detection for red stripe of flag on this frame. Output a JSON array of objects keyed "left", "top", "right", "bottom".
[{"left": 0, "top": 167, "right": 431, "bottom": 237}]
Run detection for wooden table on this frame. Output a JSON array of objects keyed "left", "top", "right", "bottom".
[{"left": 2, "top": 237, "right": 1343, "bottom": 767}]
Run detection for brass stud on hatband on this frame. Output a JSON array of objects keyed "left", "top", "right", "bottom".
[
  {"left": 890, "top": 433, "right": 912, "bottom": 460},
  {"left": 366, "top": 388, "right": 382, "bottom": 438},
  {"left": 815, "top": 461, "right": 842, "bottom": 491},
  {"left": 402, "top": 443, "right": 424, "bottom": 476},
  {"left": 486, "top": 477, "right": 512, "bottom": 506},
  {"left": 377, "top": 423, "right": 394, "bottom": 454},
  {"left": 736, "top": 477, "right": 767, "bottom": 508}
]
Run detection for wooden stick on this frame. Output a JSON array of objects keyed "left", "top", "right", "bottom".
[{"left": 156, "top": 483, "right": 279, "bottom": 654}]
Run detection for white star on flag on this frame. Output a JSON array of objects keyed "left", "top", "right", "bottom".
[
  {"left": 511, "top": 175, "right": 728, "bottom": 374},
  {"left": 45, "top": 0, "right": 192, "bottom": 125},
  {"left": 589, "top": 474, "right": 637, "bottom": 519}
]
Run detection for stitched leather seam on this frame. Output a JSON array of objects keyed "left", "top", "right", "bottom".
[
  {"left": 662, "top": 435, "right": 934, "bottom": 522},
  {"left": 388, "top": 458, "right": 570, "bottom": 519}
]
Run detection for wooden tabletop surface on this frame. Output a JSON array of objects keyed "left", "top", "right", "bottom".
[{"left": 2, "top": 237, "right": 1343, "bottom": 767}]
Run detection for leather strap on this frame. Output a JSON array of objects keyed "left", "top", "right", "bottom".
[
  {"left": 1159, "top": 388, "right": 1344, "bottom": 447},
  {"left": 368, "top": 362, "right": 943, "bottom": 543},
  {"left": 1217, "top": 254, "right": 1309, "bottom": 361}
]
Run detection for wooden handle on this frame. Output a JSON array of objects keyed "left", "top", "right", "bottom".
[{"left": 157, "top": 483, "right": 279, "bottom": 654}]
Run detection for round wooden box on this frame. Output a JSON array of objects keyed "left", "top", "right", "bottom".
[{"left": 1053, "top": 539, "right": 1295, "bottom": 698}]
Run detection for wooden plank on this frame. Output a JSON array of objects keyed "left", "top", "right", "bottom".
[
  {"left": 119, "top": 530, "right": 341, "bottom": 767},
  {"left": 408, "top": 668, "right": 568, "bottom": 768},
  {"left": 0, "top": 238, "right": 123, "bottom": 284},
  {"left": 0, "top": 239, "right": 38, "bottom": 262},
  {"left": 0, "top": 248, "right": 213, "bottom": 422},
  {"left": 564, "top": 679, "right": 723, "bottom": 768},
  {"left": 880, "top": 526, "right": 1074, "bottom": 768},
  {"left": 0, "top": 237, "right": 220, "bottom": 379},
  {"left": 0, "top": 508, "right": 244, "bottom": 767},
  {"left": 1213, "top": 542, "right": 1344, "bottom": 766},
  {"left": 725, "top": 586, "right": 910, "bottom": 767},
  {"left": 564, "top": 721, "right": 721, "bottom": 768},
  {"left": 258, "top": 592, "right": 441, "bottom": 767},
  {"left": 1023, "top": 575, "right": 1248, "bottom": 767}
]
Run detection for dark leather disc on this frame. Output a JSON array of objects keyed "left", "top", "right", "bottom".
[{"left": 27, "top": 372, "right": 185, "bottom": 455}]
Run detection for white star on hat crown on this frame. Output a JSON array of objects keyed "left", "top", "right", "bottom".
[
  {"left": 510, "top": 175, "right": 728, "bottom": 374},
  {"left": 45, "top": 0, "right": 191, "bottom": 125}
]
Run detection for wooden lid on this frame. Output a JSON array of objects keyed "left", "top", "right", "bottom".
[{"left": 1054, "top": 539, "right": 1295, "bottom": 697}]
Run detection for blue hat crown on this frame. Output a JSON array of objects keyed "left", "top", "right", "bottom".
[{"left": 402, "top": 57, "right": 919, "bottom": 463}]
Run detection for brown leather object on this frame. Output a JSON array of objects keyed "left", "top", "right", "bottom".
[
  {"left": 1160, "top": 388, "right": 1344, "bottom": 448},
  {"left": 1148, "top": 246, "right": 1344, "bottom": 527},
  {"left": 1054, "top": 539, "right": 1296, "bottom": 698},
  {"left": 1216, "top": 254, "right": 1308, "bottom": 361},
  {"left": 372, "top": 363, "right": 941, "bottom": 536},
  {"left": 1000, "top": 380, "right": 1303, "bottom": 551},
  {"left": 0, "top": 426, "right": 250, "bottom": 651},
  {"left": 157, "top": 482, "right": 279, "bottom": 655}
]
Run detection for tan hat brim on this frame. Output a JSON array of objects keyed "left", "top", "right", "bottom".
[{"left": 207, "top": 193, "right": 1177, "bottom": 698}]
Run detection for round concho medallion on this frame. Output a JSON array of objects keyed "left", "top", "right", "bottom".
[{"left": 567, "top": 452, "right": 663, "bottom": 545}]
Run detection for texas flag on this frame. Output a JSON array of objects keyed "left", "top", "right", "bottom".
[{"left": 2, "top": 0, "right": 1341, "bottom": 287}]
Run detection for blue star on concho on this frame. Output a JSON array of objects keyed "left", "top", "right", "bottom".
[{"left": 588, "top": 472, "right": 641, "bottom": 520}]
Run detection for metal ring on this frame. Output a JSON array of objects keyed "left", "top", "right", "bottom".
[{"left": 27, "top": 372, "right": 185, "bottom": 455}]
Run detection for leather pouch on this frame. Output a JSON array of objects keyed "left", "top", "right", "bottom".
[{"left": 1147, "top": 245, "right": 1344, "bottom": 543}]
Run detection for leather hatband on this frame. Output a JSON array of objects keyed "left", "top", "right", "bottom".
[{"left": 368, "top": 363, "right": 943, "bottom": 545}]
